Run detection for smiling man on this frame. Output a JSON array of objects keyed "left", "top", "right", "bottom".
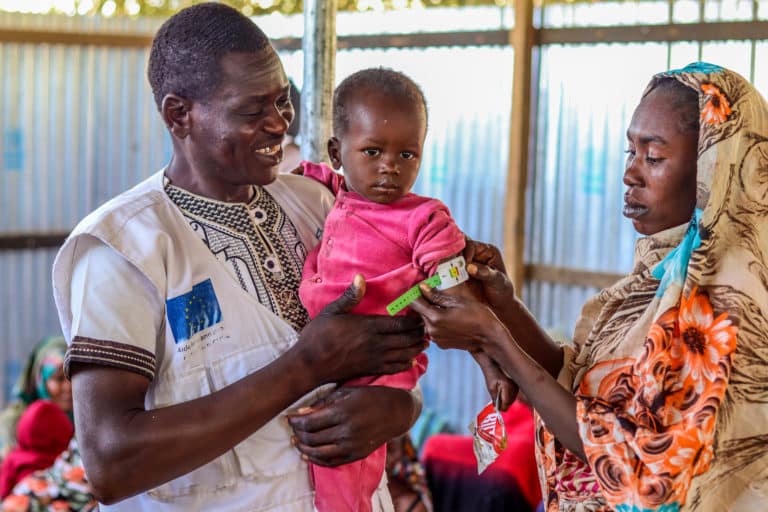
[{"left": 51, "top": 3, "right": 425, "bottom": 511}]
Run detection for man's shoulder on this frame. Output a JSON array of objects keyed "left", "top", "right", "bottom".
[
  {"left": 268, "top": 172, "right": 334, "bottom": 202},
  {"left": 70, "top": 171, "right": 169, "bottom": 240}
]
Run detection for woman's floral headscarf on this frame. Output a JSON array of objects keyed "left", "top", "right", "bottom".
[
  {"left": 13, "top": 337, "right": 67, "bottom": 405},
  {"left": 536, "top": 63, "right": 768, "bottom": 512},
  {"left": 0, "top": 337, "right": 68, "bottom": 458}
]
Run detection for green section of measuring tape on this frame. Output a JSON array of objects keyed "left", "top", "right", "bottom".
[{"left": 386, "top": 273, "right": 442, "bottom": 316}]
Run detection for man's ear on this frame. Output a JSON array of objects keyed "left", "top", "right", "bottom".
[
  {"left": 161, "top": 94, "right": 192, "bottom": 139},
  {"left": 327, "top": 137, "right": 342, "bottom": 170}
]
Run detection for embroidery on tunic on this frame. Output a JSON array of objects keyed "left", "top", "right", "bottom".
[{"left": 165, "top": 183, "right": 310, "bottom": 330}]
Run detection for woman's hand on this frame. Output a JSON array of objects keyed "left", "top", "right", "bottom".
[
  {"left": 467, "top": 261, "right": 518, "bottom": 313},
  {"left": 463, "top": 238, "right": 507, "bottom": 275},
  {"left": 287, "top": 386, "right": 418, "bottom": 467},
  {"left": 297, "top": 275, "right": 427, "bottom": 385},
  {"left": 409, "top": 284, "right": 502, "bottom": 352}
]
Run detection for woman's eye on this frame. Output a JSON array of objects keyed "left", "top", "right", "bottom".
[
  {"left": 364, "top": 148, "right": 380, "bottom": 156},
  {"left": 646, "top": 156, "right": 663, "bottom": 164}
]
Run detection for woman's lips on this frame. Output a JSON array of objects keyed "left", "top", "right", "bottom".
[{"left": 623, "top": 201, "right": 648, "bottom": 219}]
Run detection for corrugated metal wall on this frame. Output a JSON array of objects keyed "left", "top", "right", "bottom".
[
  {"left": 0, "top": 14, "right": 172, "bottom": 403},
  {"left": 0, "top": 13, "right": 514, "bottom": 430}
]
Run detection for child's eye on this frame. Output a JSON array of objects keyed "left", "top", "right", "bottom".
[
  {"left": 400, "top": 151, "right": 416, "bottom": 160},
  {"left": 363, "top": 148, "right": 381, "bottom": 157}
]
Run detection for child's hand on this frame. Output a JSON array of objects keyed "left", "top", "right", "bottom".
[
  {"left": 473, "top": 351, "right": 517, "bottom": 411},
  {"left": 289, "top": 165, "right": 304, "bottom": 175}
]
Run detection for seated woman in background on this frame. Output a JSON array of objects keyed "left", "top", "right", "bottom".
[
  {"left": 0, "top": 337, "right": 71, "bottom": 460},
  {"left": 1, "top": 438, "right": 96, "bottom": 512},
  {"left": 412, "top": 62, "right": 768, "bottom": 510}
]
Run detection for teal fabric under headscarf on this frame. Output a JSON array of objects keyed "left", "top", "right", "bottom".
[{"left": 651, "top": 208, "right": 703, "bottom": 297}]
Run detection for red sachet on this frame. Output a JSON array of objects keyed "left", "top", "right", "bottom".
[{"left": 470, "top": 400, "right": 507, "bottom": 474}]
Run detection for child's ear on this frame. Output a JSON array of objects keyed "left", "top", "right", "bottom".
[{"left": 327, "top": 137, "right": 342, "bottom": 170}]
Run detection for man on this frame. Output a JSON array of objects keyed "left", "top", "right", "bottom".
[{"left": 52, "top": 3, "right": 425, "bottom": 511}]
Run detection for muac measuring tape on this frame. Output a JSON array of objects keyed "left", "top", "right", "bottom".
[{"left": 386, "top": 255, "right": 470, "bottom": 316}]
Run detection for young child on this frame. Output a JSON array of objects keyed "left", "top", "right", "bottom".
[{"left": 298, "top": 68, "right": 514, "bottom": 512}]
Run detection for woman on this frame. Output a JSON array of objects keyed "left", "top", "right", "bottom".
[
  {"left": 411, "top": 62, "right": 768, "bottom": 511},
  {"left": 0, "top": 337, "right": 72, "bottom": 460}
]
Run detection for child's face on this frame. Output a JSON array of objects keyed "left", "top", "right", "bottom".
[{"left": 329, "top": 94, "right": 426, "bottom": 204}]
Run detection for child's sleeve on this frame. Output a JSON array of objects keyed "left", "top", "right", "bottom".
[
  {"left": 300, "top": 161, "right": 346, "bottom": 195},
  {"left": 409, "top": 200, "right": 466, "bottom": 276}
]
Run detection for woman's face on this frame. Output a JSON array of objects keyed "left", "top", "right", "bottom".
[
  {"left": 45, "top": 366, "right": 72, "bottom": 413},
  {"left": 623, "top": 87, "right": 699, "bottom": 236}
]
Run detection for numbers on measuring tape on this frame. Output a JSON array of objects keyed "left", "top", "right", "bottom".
[{"left": 386, "top": 274, "right": 442, "bottom": 316}]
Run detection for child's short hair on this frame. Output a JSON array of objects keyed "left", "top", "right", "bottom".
[{"left": 332, "top": 68, "right": 428, "bottom": 137}]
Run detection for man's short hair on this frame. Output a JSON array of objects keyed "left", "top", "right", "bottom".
[
  {"left": 148, "top": 2, "right": 271, "bottom": 110},
  {"left": 332, "top": 68, "right": 428, "bottom": 137}
]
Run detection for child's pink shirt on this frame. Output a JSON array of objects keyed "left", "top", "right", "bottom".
[
  {"left": 298, "top": 161, "right": 465, "bottom": 512},
  {"left": 299, "top": 161, "right": 466, "bottom": 320}
]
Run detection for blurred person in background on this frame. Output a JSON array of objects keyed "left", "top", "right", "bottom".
[{"left": 0, "top": 337, "right": 71, "bottom": 461}]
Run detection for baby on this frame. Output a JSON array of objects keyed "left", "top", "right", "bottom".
[{"left": 298, "top": 68, "right": 514, "bottom": 512}]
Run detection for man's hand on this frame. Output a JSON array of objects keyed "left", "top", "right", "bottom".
[
  {"left": 296, "top": 275, "right": 427, "bottom": 385},
  {"left": 287, "top": 386, "right": 418, "bottom": 467}
]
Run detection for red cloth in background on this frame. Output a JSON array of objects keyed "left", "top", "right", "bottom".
[
  {"left": 421, "top": 401, "right": 541, "bottom": 511},
  {"left": 0, "top": 400, "right": 74, "bottom": 497}
]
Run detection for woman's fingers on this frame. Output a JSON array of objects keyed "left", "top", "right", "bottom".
[{"left": 468, "top": 262, "right": 516, "bottom": 296}]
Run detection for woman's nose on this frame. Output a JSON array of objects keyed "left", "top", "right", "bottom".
[{"left": 623, "top": 159, "right": 643, "bottom": 187}]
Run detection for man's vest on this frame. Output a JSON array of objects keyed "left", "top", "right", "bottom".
[{"left": 53, "top": 171, "right": 335, "bottom": 511}]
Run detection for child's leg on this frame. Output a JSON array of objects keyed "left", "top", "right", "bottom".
[
  {"left": 312, "top": 361, "right": 425, "bottom": 512},
  {"left": 312, "top": 443, "right": 386, "bottom": 512}
]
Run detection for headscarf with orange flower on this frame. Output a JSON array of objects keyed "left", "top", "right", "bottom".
[{"left": 536, "top": 62, "right": 768, "bottom": 512}]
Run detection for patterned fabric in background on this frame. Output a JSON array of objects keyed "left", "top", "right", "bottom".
[
  {"left": 536, "top": 62, "right": 768, "bottom": 511},
  {"left": 1, "top": 439, "right": 96, "bottom": 512},
  {"left": 386, "top": 434, "right": 433, "bottom": 512}
]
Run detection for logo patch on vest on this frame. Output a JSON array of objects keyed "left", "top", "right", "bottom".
[{"left": 166, "top": 279, "right": 223, "bottom": 344}]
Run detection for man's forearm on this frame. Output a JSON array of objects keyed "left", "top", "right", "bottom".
[{"left": 74, "top": 344, "right": 319, "bottom": 504}]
